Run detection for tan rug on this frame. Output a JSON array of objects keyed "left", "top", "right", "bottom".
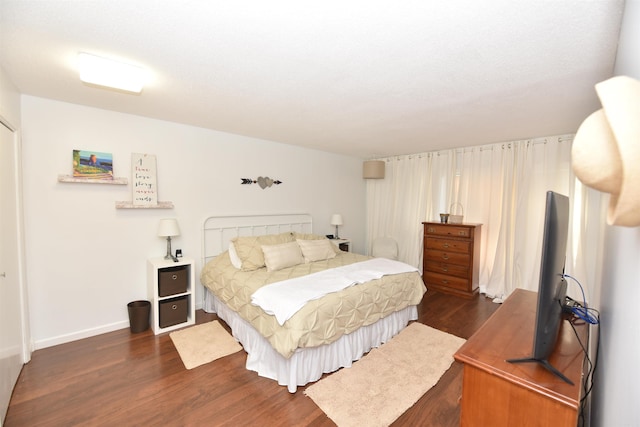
[
  {"left": 304, "top": 322, "right": 465, "bottom": 427},
  {"left": 170, "top": 321, "right": 242, "bottom": 369}
]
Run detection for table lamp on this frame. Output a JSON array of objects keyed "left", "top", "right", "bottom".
[
  {"left": 330, "top": 214, "right": 343, "bottom": 239},
  {"left": 158, "top": 218, "right": 180, "bottom": 261}
]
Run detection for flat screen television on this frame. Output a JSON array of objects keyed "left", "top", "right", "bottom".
[{"left": 507, "top": 190, "right": 572, "bottom": 384}]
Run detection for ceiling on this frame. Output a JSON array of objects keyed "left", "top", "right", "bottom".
[{"left": 0, "top": 1, "right": 625, "bottom": 159}]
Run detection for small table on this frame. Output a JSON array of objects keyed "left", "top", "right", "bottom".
[
  {"left": 330, "top": 238, "right": 350, "bottom": 252},
  {"left": 147, "top": 257, "right": 196, "bottom": 334}
]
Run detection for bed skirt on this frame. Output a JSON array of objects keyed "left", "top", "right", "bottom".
[{"left": 203, "top": 289, "right": 418, "bottom": 392}]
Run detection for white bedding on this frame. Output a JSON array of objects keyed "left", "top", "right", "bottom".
[
  {"left": 200, "top": 214, "right": 426, "bottom": 392},
  {"left": 205, "top": 291, "right": 418, "bottom": 392},
  {"left": 251, "top": 258, "right": 419, "bottom": 325}
]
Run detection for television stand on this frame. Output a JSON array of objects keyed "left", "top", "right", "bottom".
[
  {"left": 454, "top": 289, "right": 587, "bottom": 427},
  {"left": 506, "top": 356, "right": 574, "bottom": 385}
]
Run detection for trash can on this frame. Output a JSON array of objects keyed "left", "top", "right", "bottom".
[{"left": 127, "top": 300, "right": 151, "bottom": 333}]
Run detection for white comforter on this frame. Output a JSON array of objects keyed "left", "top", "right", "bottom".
[{"left": 251, "top": 258, "right": 419, "bottom": 325}]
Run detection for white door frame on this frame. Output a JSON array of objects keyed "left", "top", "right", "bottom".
[
  {"left": 1, "top": 116, "right": 30, "bottom": 361},
  {"left": 0, "top": 115, "right": 31, "bottom": 423}
]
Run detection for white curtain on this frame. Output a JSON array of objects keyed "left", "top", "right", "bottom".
[
  {"left": 366, "top": 134, "right": 604, "bottom": 301},
  {"left": 366, "top": 153, "right": 431, "bottom": 269}
]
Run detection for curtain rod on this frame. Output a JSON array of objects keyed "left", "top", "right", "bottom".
[{"left": 379, "top": 134, "right": 574, "bottom": 161}]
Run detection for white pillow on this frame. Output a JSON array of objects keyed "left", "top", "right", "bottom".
[
  {"left": 228, "top": 242, "right": 243, "bottom": 269},
  {"left": 261, "top": 241, "right": 304, "bottom": 271},
  {"left": 296, "top": 239, "right": 337, "bottom": 263}
]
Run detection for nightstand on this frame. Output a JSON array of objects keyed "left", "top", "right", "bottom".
[
  {"left": 147, "top": 256, "right": 196, "bottom": 334},
  {"left": 331, "top": 238, "right": 351, "bottom": 252}
]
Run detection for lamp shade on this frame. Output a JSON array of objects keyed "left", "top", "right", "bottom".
[
  {"left": 363, "top": 160, "right": 385, "bottom": 179},
  {"left": 158, "top": 218, "right": 180, "bottom": 237},
  {"left": 330, "top": 214, "right": 343, "bottom": 226}
]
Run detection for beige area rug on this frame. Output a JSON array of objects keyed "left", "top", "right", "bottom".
[
  {"left": 304, "top": 322, "right": 465, "bottom": 427},
  {"left": 170, "top": 321, "right": 242, "bottom": 369}
]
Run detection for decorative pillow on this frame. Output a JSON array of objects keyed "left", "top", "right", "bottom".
[
  {"left": 228, "top": 242, "right": 243, "bottom": 269},
  {"left": 293, "top": 232, "right": 340, "bottom": 254},
  {"left": 297, "top": 239, "right": 337, "bottom": 263},
  {"left": 262, "top": 241, "right": 304, "bottom": 272},
  {"left": 232, "top": 232, "right": 294, "bottom": 271},
  {"left": 293, "top": 232, "right": 326, "bottom": 241}
]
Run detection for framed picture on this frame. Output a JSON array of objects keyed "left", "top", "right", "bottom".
[
  {"left": 131, "top": 153, "right": 158, "bottom": 206},
  {"left": 72, "top": 149, "right": 113, "bottom": 179}
]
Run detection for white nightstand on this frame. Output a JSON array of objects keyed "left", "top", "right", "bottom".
[
  {"left": 331, "top": 238, "right": 351, "bottom": 252},
  {"left": 147, "top": 256, "right": 196, "bottom": 334}
]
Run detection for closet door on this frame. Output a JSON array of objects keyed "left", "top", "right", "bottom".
[{"left": 0, "top": 120, "right": 27, "bottom": 423}]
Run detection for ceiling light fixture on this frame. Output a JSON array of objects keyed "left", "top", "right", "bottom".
[{"left": 78, "top": 52, "right": 147, "bottom": 93}]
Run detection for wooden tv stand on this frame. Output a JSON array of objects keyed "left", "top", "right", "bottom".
[{"left": 454, "top": 289, "right": 587, "bottom": 427}]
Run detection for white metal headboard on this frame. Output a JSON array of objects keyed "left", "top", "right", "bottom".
[{"left": 201, "top": 213, "right": 313, "bottom": 266}]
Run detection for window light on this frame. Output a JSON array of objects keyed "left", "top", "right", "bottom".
[{"left": 78, "top": 52, "right": 147, "bottom": 93}]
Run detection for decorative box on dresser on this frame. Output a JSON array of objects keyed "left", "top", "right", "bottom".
[
  {"left": 147, "top": 257, "right": 196, "bottom": 334},
  {"left": 422, "top": 222, "right": 481, "bottom": 298}
]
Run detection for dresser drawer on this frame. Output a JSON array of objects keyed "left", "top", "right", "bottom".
[
  {"left": 159, "top": 296, "right": 188, "bottom": 328},
  {"left": 158, "top": 265, "right": 188, "bottom": 297},
  {"left": 425, "top": 249, "right": 470, "bottom": 266},
  {"left": 422, "top": 222, "right": 481, "bottom": 298},
  {"left": 424, "top": 224, "right": 472, "bottom": 238},
  {"left": 424, "top": 271, "right": 470, "bottom": 291},
  {"left": 426, "top": 238, "right": 470, "bottom": 253},
  {"left": 425, "top": 261, "right": 469, "bottom": 278}
]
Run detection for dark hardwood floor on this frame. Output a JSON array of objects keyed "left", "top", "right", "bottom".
[{"left": 5, "top": 290, "right": 499, "bottom": 426}]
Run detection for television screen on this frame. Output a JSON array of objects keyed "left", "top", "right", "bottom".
[{"left": 507, "top": 191, "right": 572, "bottom": 384}]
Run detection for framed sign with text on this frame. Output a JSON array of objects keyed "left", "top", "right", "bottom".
[{"left": 132, "top": 153, "right": 158, "bottom": 206}]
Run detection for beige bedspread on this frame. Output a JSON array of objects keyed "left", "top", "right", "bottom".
[{"left": 200, "top": 251, "right": 426, "bottom": 358}]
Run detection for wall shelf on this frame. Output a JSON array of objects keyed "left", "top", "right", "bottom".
[
  {"left": 115, "top": 201, "right": 174, "bottom": 209},
  {"left": 58, "top": 174, "right": 128, "bottom": 185}
]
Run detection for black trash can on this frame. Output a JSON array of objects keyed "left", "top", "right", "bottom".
[{"left": 127, "top": 300, "right": 151, "bottom": 333}]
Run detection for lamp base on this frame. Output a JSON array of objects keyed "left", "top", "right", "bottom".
[{"left": 164, "top": 236, "right": 178, "bottom": 262}]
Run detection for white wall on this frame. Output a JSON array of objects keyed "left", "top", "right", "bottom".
[
  {"left": 20, "top": 96, "right": 366, "bottom": 349},
  {"left": 591, "top": 1, "right": 640, "bottom": 426},
  {"left": 0, "top": 66, "right": 20, "bottom": 126}
]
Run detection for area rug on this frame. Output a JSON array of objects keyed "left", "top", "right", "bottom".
[
  {"left": 304, "top": 322, "right": 465, "bottom": 427},
  {"left": 170, "top": 321, "right": 242, "bottom": 369}
]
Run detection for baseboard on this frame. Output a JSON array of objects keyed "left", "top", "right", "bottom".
[
  {"left": 33, "top": 320, "right": 129, "bottom": 350},
  {"left": 33, "top": 300, "right": 205, "bottom": 350}
]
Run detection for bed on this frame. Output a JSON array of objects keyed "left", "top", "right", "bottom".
[{"left": 200, "top": 214, "right": 427, "bottom": 392}]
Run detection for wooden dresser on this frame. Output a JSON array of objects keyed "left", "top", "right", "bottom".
[
  {"left": 454, "top": 289, "right": 586, "bottom": 427},
  {"left": 422, "top": 222, "right": 481, "bottom": 298}
]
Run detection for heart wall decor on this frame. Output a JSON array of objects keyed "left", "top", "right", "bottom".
[{"left": 240, "top": 177, "right": 283, "bottom": 189}]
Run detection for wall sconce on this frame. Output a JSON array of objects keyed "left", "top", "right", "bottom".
[
  {"left": 158, "top": 218, "right": 180, "bottom": 261},
  {"left": 330, "top": 214, "right": 343, "bottom": 239},
  {"left": 363, "top": 160, "right": 385, "bottom": 179}
]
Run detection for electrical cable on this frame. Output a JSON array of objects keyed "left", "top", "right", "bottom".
[
  {"left": 563, "top": 273, "right": 601, "bottom": 425},
  {"left": 563, "top": 274, "right": 600, "bottom": 324}
]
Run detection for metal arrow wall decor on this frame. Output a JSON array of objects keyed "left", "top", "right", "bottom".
[{"left": 240, "top": 176, "right": 283, "bottom": 189}]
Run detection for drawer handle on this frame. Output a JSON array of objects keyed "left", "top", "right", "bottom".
[
  {"left": 172, "top": 304, "right": 178, "bottom": 310},
  {"left": 458, "top": 231, "right": 466, "bottom": 236},
  {"left": 442, "top": 254, "right": 449, "bottom": 260},
  {"left": 172, "top": 274, "right": 178, "bottom": 280},
  {"left": 427, "top": 227, "right": 435, "bottom": 233},
  {"left": 443, "top": 243, "right": 450, "bottom": 248},
  {"left": 442, "top": 267, "right": 448, "bottom": 272},
  {"left": 442, "top": 280, "right": 449, "bottom": 284}
]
